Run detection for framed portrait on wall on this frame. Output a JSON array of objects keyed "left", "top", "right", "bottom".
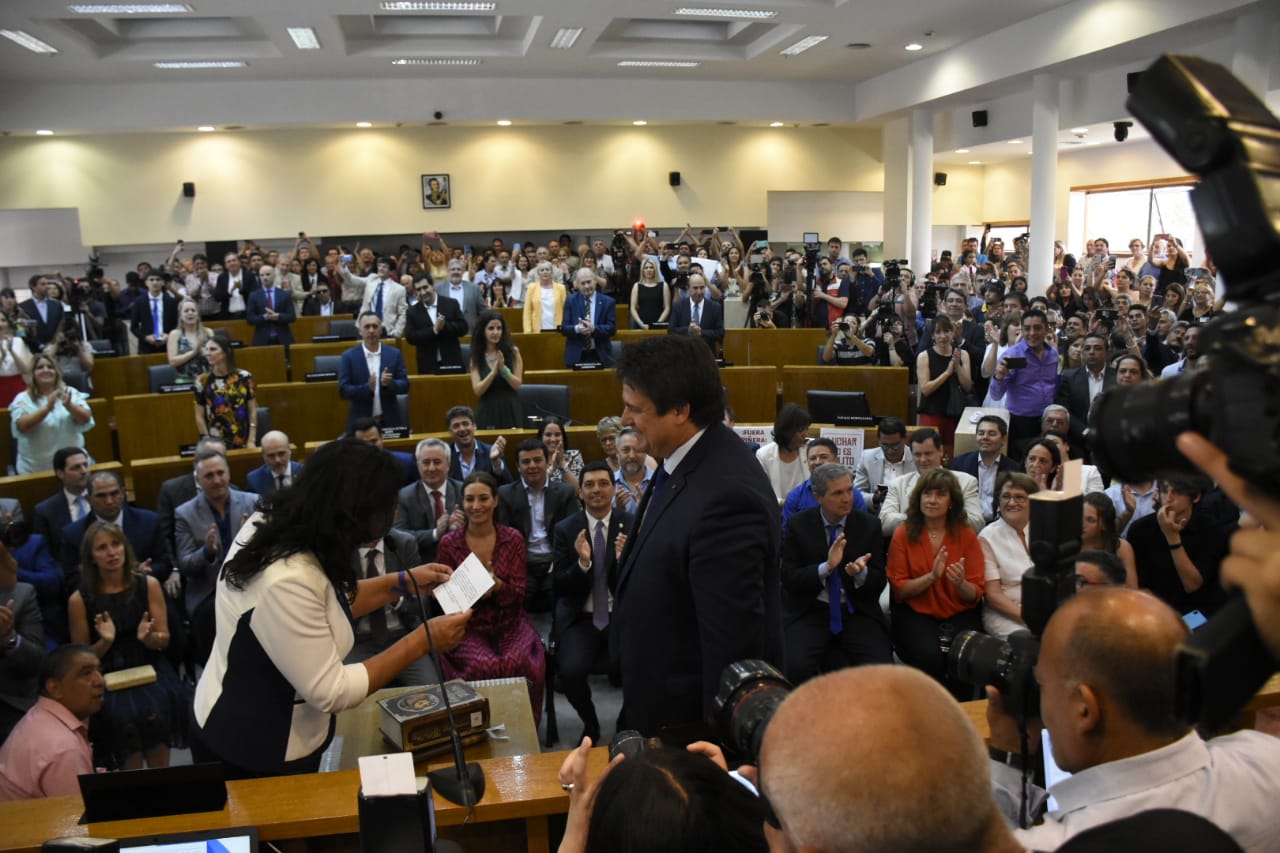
[{"left": 422, "top": 174, "right": 451, "bottom": 209}]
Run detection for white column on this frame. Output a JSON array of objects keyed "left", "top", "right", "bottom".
[
  {"left": 882, "top": 117, "right": 912, "bottom": 260},
  {"left": 1029, "top": 73, "right": 1058, "bottom": 297},
  {"left": 909, "top": 108, "right": 932, "bottom": 276},
  {"left": 1231, "top": 8, "right": 1276, "bottom": 99}
]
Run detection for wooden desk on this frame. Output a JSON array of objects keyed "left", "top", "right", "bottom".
[
  {"left": 0, "top": 462, "right": 123, "bottom": 518},
  {"left": 779, "top": 366, "right": 910, "bottom": 423},
  {"left": 113, "top": 393, "right": 200, "bottom": 466},
  {"left": 722, "top": 328, "right": 828, "bottom": 370}
]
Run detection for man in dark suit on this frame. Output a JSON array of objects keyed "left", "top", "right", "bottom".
[
  {"left": 393, "top": 437, "right": 464, "bottom": 563},
  {"left": 244, "top": 430, "right": 301, "bottom": 495},
  {"left": 338, "top": 312, "right": 409, "bottom": 433},
  {"left": 551, "top": 461, "right": 633, "bottom": 743},
  {"left": 780, "top": 463, "right": 891, "bottom": 685},
  {"left": 351, "top": 418, "right": 416, "bottom": 487},
  {"left": 403, "top": 280, "right": 467, "bottom": 374},
  {"left": 1056, "top": 332, "right": 1113, "bottom": 451},
  {"left": 300, "top": 282, "right": 339, "bottom": 317},
  {"left": 444, "top": 406, "right": 512, "bottom": 484},
  {"left": 612, "top": 335, "right": 783, "bottom": 737},
  {"left": 128, "top": 272, "right": 179, "bottom": 355},
  {"left": 244, "top": 265, "right": 296, "bottom": 347},
  {"left": 213, "top": 252, "right": 259, "bottom": 320},
  {"left": 497, "top": 438, "right": 580, "bottom": 612},
  {"left": 559, "top": 268, "right": 617, "bottom": 368},
  {"left": 60, "top": 470, "right": 173, "bottom": 592},
  {"left": 32, "top": 447, "right": 92, "bottom": 561},
  {"left": 0, "top": 547, "right": 44, "bottom": 744},
  {"left": 18, "top": 274, "right": 64, "bottom": 348},
  {"left": 666, "top": 272, "right": 724, "bottom": 355},
  {"left": 950, "top": 414, "right": 1020, "bottom": 523}
]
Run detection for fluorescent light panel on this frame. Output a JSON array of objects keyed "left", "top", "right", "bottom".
[
  {"left": 780, "top": 35, "right": 826, "bottom": 56},
  {"left": 68, "top": 3, "right": 192, "bottom": 12},
  {"left": 549, "top": 27, "right": 582, "bottom": 49},
  {"left": 287, "top": 27, "right": 320, "bottom": 49},
  {"left": 153, "top": 60, "right": 245, "bottom": 68},
  {"left": 674, "top": 8, "right": 776, "bottom": 19},
  {"left": 391, "top": 57, "right": 481, "bottom": 65},
  {"left": 617, "top": 60, "right": 700, "bottom": 67},
  {"left": 380, "top": 1, "right": 496, "bottom": 10},
  {"left": 36, "top": 130, "right": 55, "bottom": 136},
  {"left": 905, "top": 42, "right": 923, "bottom": 50},
  {"left": 1, "top": 30, "right": 58, "bottom": 54}
]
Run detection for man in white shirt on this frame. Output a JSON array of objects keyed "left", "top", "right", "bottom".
[
  {"left": 880, "top": 428, "right": 985, "bottom": 536},
  {"left": 214, "top": 252, "right": 258, "bottom": 320}
]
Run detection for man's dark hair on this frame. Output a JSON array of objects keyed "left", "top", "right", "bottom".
[
  {"left": 1161, "top": 474, "right": 1211, "bottom": 499},
  {"left": 616, "top": 336, "right": 724, "bottom": 429},
  {"left": 977, "top": 414, "right": 1008, "bottom": 436},
  {"left": 909, "top": 427, "right": 942, "bottom": 451},
  {"left": 1022, "top": 308, "right": 1049, "bottom": 326},
  {"left": 850, "top": 246, "right": 867, "bottom": 259},
  {"left": 445, "top": 405, "right": 475, "bottom": 426},
  {"left": 53, "top": 446, "right": 88, "bottom": 473},
  {"left": 772, "top": 403, "right": 811, "bottom": 449},
  {"left": 1076, "top": 549, "right": 1127, "bottom": 585},
  {"left": 193, "top": 448, "right": 230, "bottom": 471},
  {"left": 580, "top": 460, "right": 613, "bottom": 481},
  {"left": 1004, "top": 291, "right": 1030, "bottom": 310},
  {"left": 878, "top": 417, "right": 907, "bottom": 438},
  {"left": 807, "top": 437, "right": 839, "bottom": 458},
  {"left": 515, "top": 438, "right": 548, "bottom": 459},
  {"left": 350, "top": 416, "right": 378, "bottom": 435},
  {"left": 1083, "top": 332, "right": 1109, "bottom": 350},
  {"left": 40, "top": 644, "right": 98, "bottom": 697}
]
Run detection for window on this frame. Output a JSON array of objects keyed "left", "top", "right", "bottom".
[{"left": 1077, "top": 182, "right": 1200, "bottom": 260}]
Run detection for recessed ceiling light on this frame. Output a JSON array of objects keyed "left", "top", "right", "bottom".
[
  {"left": 905, "top": 42, "right": 923, "bottom": 51},
  {"left": 380, "top": 1, "right": 496, "bottom": 10},
  {"left": 1008, "top": 139, "right": 1023, "bottom": 144},
  {"left": 616, "top": 60, "right": 700, "bottom": 68},
  {"left": 674, "top": 8, "right": 777, "bottom": 19},
  {"left": 356, "top": 121, "right": 373, "bottom": 128},
  {"left": 769, "top": 121, "right": 785, "bottom": 127},
  {"left": 780, "top": 35, "right": 827, "bottom": 57},
  {"left": 68, "top": 3, "right": 192, "bottom": 13},
  {"left": 287, "top": 27, "right": 320, "bottom": 50},
  {"left": 153, "top": 60, "right": 245, "bottom": 68},
  {"left": 968, "top": 160, "right": 982, "bottom": 165},
  {"left": 197, "top": 125, "right": 215, "bottom": 132},
  {"left": 1070, "top": 127, "right": 1088, "bottom": 134},
  {"left": 496, "top": 119, "right": 511, "bottom": 126},
  {"left": 391, "top": 57, "right": 481, "bottom": 65},
  {"left": 632, "top": 120, "right": 648, "bottom": 126},
  {"left": 549, "top": 27, "right": 582, "bottom": 49},
  {"left": 955, "top": 148, "right": 969, "bottom": 154},
  {"left": 35, "top": 129, "right": 54, "bottom": 136},
  {"left": 1, "top": 30, "right": 58, "bottom": 54}
]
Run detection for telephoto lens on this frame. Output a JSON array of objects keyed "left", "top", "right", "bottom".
[{"left": 712, "top": 661, "right": 792, "bottom": 763}]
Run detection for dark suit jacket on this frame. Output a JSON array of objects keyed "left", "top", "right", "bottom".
[
  {"left": 667, "top": 297, "right": 724, "bottom": 352},
  {"left": 128, "top": 291, "right": 179, "bottom": 354},
  {"left": 496, "top": 479, "right": 580, "bottom": 560},
  {"left": 245, "top": 286, "right": 297, "bottom": 346},
  {"left": 0, "top": 582, "right": 43, "bottom": 721},
  {"left": 245, "top": 461, "right": 303, "bottom": 495},
  {"left": 551, "top": 509, "right": 633, "bottom": 639},
  {"left": 780, "top": 507, "right": 887, "bottom": 629},
  {"left": 612, "top": 423, "right": 783, "bottom": 736},
  {"left": 33, "top": 491, "right": 74, "bottom": 561},
  {"left": 950, "top": 452, "right": 1019, "bottom": 518},
  {"left": 448, "top": 440, "right": 513, "bottom": 485},
  {"left": 354, "top": 529, "right": 427, "bottom": 639},
  {"left": 155, "top": 472, "right": 198, "bottom": 561},
  {"left": 301, "top": 295, "right": 341, "bottom": 317},
  {"left": 17, "top": 298, "right": 64, "bottom": 348},
  {"left": 213, "top": 269, "right": 261, "bottom": 316},
  {"left": 338, "top": 344, "right": 409, "bottom": 433},
  {"left": 559, "top": 292, "right": 617, "bottom": 367},
  {"left": 1056, "top": 365, "right": 1115, "bottom": 447},
  {"left": 61, "top": 505, "right": 173, "bottom": 591},
  {"left": 393, "top": 478, "right": 463, "bottom": 562},
  {"left": 404, "top": 296, "right": 467, "bottom": 374}
]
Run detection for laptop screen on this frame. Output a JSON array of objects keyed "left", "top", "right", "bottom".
[{"left": 117, "top": 828, "right": 258, "bottom": 853}]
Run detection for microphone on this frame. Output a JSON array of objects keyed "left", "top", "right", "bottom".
[{"left": 405, "top": 572, "right": 486, "bottom": 816}]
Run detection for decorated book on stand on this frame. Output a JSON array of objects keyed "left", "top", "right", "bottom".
[{"left": 378, "top": 679, "right": 491, "bottom": 754}]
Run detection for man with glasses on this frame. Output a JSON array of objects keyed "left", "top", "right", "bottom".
[
  {"left": 404, "top": 277, "right": 467, "bottom": 374},
  {"left": 301, "top": 282, "right": 336, "bottom": 317},
  {"left": 853, "top": 417, "right": 916, "bottom": 512}
]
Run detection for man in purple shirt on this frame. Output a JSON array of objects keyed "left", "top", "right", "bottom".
[
  {"left": 989, "top": 308, "right": 1059, "bottom": 452},
  {"left": 0, "top": 644, "right": 103, "bottom": 800}
]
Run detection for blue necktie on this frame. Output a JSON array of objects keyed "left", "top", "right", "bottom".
[
  {"left": 152, "top": 298, "right": 161, "bottom": 337},
  {"left": 592, "top": 520, "right": 609, "bottom": 631},
  {"left": 374, "top": 283, "right": 384, "bottom": 318},
  {"left": 827, "top": 523, "right": 844, "bottom": 634}
]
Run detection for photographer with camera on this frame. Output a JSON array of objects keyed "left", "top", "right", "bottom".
[
  {"left": 985, "top": 587, "right": 1280, "bottom": 851},
  {"left": 820, "top": 314, "right": 874, "bottom": 366},
  {"left": 846, "top": 247, "right": 883, "bottom": 314}
]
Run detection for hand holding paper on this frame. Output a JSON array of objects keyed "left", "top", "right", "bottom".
[{"left": 434, "top": 552, "right": 495, "bottom": 615}]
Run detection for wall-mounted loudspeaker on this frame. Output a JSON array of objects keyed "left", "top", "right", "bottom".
[
  {"left": 934, "top": 172, "right": 948, "bottom": 186},
  {"left": 669, "top": 171, "right": 681, "bottom": 187},
  {"left": 971, "top": 110, "right": 988, "bottom": 128},
  {"left": 182, "top": 182, "right": 196, "bottom": 198}
]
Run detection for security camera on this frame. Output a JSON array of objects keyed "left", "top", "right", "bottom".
[
  {"left": 433, "top": 111, "right": 444, "bottom": 120},
  {"left": 1114, "top": 120, "right": 1133, "bottom": 142}
]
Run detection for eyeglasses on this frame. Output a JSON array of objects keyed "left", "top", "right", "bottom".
[{"left": 1000, "top": 493, "right": 1029, "bottom": 505}]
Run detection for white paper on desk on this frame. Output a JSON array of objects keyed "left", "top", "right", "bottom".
[
  {"left": 359, "top": 752, "right": 417, "bottom": 797},
  {"left": 434, "top": 552, "right": 494, "bottom": 614}
]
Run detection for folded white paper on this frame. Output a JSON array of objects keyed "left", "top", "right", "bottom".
[
  {"left": 434, "top": 552, "right": 495, "bottom": 614},
  {"left": 359, "top": 752, "right": 417, "bottom": 797}
]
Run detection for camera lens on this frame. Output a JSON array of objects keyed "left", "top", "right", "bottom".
[{"left": 1089, "top": 371, "right": 1211, "bottom": 485}]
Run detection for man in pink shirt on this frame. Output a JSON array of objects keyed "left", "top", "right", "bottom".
[{"left": 0, "top": 644, "right": 103, "bottom": 800}]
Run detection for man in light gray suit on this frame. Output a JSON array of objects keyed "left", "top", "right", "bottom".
[
  {"left": 393, "top": 438, "right": 463, "bottom": 563},
  {"left": 0, "top": 541, "right": 44, "bottom": 744},
  {"left": 878, "top": 428, "right": 985, "bottom": 537},
  {"left": 173, "top": 450, "right": 258, "bottom": 614},
  {"left": 853, "top": 416, "right": 916, "bottom": 513},
  {"left": 435, "top": 258, "right": 482, "bottom": 333}
]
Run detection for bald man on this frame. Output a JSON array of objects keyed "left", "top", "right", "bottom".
[
  {"left": 759, "top": 666, "right": 1021, "bottom": 853},
  {"left": 987, "top": 587, "right": 1280, "bottom": 851},
  {"left": 245, "top": 430, "right": 302, "bottom": 495}
]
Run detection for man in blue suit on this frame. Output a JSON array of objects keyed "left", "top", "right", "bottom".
[
  {"left": 245, "top": 265, "right": 297, "bottom": 347},
  {"left": 18, "top": 274, "right": 64, "bottom": 348},
  {"left": 338, "top": 312, "right": 409, "bottom": 433},
  {"left": 950, "top": 414, "right": 1019, "bottom": 523},
  {"left": 244, "top": 430, "right": 302, "bottom": 495},
  {"left": 611, "top": 335, "right": 782, "bottom": 737},
  {"left": 666, "top": 272, "right": 723, "bottom": 355},
  {"left": 351, "top": 418, "right": 416, "bottom": 487},
  {"left": 559, "top": 267, "right": 616, "bottom": 368},
  {"left": 60, "top": 470, "right": 173, "bottom": 593},
  {"left": 33, "top": 447, "right": 92, "bottom": 561}
]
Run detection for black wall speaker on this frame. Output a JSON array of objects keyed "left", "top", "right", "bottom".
[
  {"left": 669, "top": 171, "right": 681, "bottom": 187},
  {"left": 182, "top": 182, "right": 196, "bottom": 198},
  {"left": 934, "top": 172, "right": 948, "bottom": 186},
  {"left": 971, "top": 110, "right": 988, "bottom": 128}
]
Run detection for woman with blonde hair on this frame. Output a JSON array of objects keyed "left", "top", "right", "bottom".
[
  {"left": 629, "top": 258, "right": 670, "bottom": 330},
  {"left": 166, "top": 297, "right": 211, "bottom": 382},
  {"left": 10, "top": 353, "right": 94, "bottom": 473}
]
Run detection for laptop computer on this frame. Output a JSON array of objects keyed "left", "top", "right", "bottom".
[{"left": 117, "top": 827, "right": 258, "bottom": 853}]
